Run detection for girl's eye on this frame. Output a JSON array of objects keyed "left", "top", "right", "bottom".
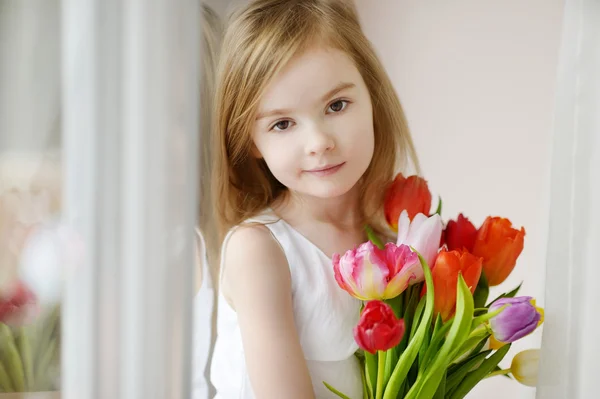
[
  {"left": 271, "top": 120, "right": 293, "bottom": 132},
  {"left": 327, "top": 99, "right": 349, "bottom": 113}
]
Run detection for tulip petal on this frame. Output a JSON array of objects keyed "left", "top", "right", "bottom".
[
  {"left": 396, "top": 210, "right": 411, "bottom": 245},
  {"left": 511, "top": 349, "right": 540, "bottom": 387},
  {"left": 405, "top": 213, "right": 428, "bottom": 240},
  {"left": 350, "top": 244, "right": 389, "bottom": 300},
  {"left": 409, "top": 214, "right": 443, "bottom": 268}
]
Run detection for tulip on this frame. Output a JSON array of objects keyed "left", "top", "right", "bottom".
[
  {"left": 472, "top": 217, "right": 525, "bottom": 286},
  {"left": 510, "top": 349, "right": 540, "bottom": 387},
  {"left": 384, "top": 174, "right": 432, "bottom": 230},
  {"left": 333, "top": 241, "right": 421, "bottom": 301},
  {"left": 353, "top": 300, "right": 406, "bottom": 354},
  {"left": 443, "top": 213, "right": 477, "bottom": 252},
  {"left": 489, "top": 296, "right": 543, "bottom": 343},
  {"left": 0, "top": 281, "right": 38, "bottom": 326},
  {"left": 396, "top": 210, "right": 443, "bottom": 270},
  {"left": 421, "top": 249, "right": 482, "bottom": 321}
]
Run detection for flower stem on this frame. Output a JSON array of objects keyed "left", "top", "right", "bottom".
[
  {"left": 376, "top": 350, "right": 387, "bottom": 399},
  {"left": 486, "top": 368, "right": 512, "bottom": 379}
]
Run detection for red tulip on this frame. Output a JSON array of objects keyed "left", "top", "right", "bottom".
[
  {"left": 472, "top": 217, "right": 525, "bottom": 286},
  {"left": 0, "top": 281, "right": 38, "bottom": 326},
  {"left": 384, "top": 174, "right": 432, "bottom": 231},
  {"left": 421, "top": 249, "right": 482, "bottom": 321},
  {"left": 443, "top": 213, "right": 477, "bottom": 252},
  {"left": 353, "top": 300, "right": 406, "bottom": 354}
]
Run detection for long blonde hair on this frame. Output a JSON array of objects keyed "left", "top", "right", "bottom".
[
  {"left": 212, "top": 0, "right": 420, "bottom": 241},
  {"left": 198, "top": 3, "right": 224, "bottom": 289}
]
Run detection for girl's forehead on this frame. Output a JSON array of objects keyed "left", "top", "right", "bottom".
[{"left": 258, "top": 46, "right": 361, "bottom": 109}]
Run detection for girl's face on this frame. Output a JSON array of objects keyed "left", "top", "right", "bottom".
[{"left": 252, "top": 45, "right": 375, "bottom": 200}]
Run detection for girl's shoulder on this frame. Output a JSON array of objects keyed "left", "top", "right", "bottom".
[{"left": 219, "top": 211, "right": 290, "bottom": 304}]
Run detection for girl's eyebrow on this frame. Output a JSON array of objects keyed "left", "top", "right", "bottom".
[
  {"left": 320, "top": 82, "right": 355, "bottom": 102},
  {"left": 255, "top": 82, "right": 356, "bottom": 121}
]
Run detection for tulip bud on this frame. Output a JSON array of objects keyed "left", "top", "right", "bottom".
[
  {"left": 489, "top": 296, "right": 543, "bottom": 343},
  {"left": 353, "top": 300, "right": 405, "bottom": 354},
  {"left": 421, "top": 249, "right": 482, "bottom": 321},
  {"left": 511, "top": 349, "right": 540, "bottom": 387},
  {"left": 0, "top": 281, "right": 38, "bottom": 327},
  {"left": 472, "top": 217, "right": 525, "bottom": 286},
  {"left": 384, "top": 174, "right": 432, "bottom": 231},
  {"left": 443, "top": 213, "right": 477, "bottom": 252}
]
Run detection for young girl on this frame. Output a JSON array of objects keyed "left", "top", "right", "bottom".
[{"left": 209, "top": 1, "right": 420, "bottom": 398}]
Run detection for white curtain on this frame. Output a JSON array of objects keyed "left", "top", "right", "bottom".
[
  {"left": 60, "top": 1, "right": 200, "bottom": 398},
  {"left": 537, "top": 0, "right": 600, "bottom": 398}
]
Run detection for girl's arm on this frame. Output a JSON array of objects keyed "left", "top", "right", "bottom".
[{"left": 222, "top": 225, "right": 315, "bottom": 399}]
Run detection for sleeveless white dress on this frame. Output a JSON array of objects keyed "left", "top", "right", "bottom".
[{"left": 210, "top": 211, "right": 363, "bottom": 399}]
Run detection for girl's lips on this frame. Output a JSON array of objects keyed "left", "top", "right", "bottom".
[{"left": 305, "top": 162, "right": 345, "bottom": 176}]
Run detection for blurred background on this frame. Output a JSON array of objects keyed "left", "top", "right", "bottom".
[{"left": 0, "top": 0, "right": 598, "bottom": 398}]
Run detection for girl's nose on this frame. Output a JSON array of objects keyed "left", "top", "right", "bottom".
[{"left": 305, "top": 127, "right": 335, "bottom": 155}]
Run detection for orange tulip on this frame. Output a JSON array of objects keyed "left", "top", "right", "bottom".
[
  {"left": 421, "top": 249, "right": 482, "bottom": 321},
  {"left": 384, "top": 174, "right": 432, "bottom": 231},
  {"left": 472, "top": 217, "right": 525, "bottom": 286}
]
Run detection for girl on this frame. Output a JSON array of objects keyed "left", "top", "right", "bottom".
[{"left": 209, "top": 0, "right": 420, "bottom": 398}]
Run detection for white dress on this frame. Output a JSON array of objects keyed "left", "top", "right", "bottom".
[
  {"left": 210, "top": 211, "right": 363, "bottom": 399},
  {"left": 192, "top": 229, "right": 216, "bottom": 399}
]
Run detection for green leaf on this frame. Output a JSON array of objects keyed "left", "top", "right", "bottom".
[
  {"left": 434, "top": 196, "right": 443, "bottom": 216},
  {"left": 0, "top": 358, "right": 15, "bottom": 392},
  {"left": 432, "top": 371, "right": 446, "bottom": 399},
  {"left": 448, "top": 344, "right": 512, "bottom": 399},
  {"left": 450, "top": 327, "right": 491, "bottom": 364},
  {"left": 16, "top": 327, "right": 34, "bottom": 390},
  {"left": 472, "top": 271, "right": 489, "bottom": 310},
  {"left": 445, "top": 350, "right": 493, "bottom": 394},
  {"left": 34, "top": 339, "right": 56, "bottom": 390},
  {"left": 410, "top": 297, "right": 427, "bottom": 341},
  {"left": 419, "top": 320, "right": 452, "bottom": 372},
  {"left": 387, "top": 294, "right": 404, "bottom": 319},
  {"left": 382, "top": 253, "right": 435, "bottom": 399},
  {"left": 486, "top": 282, "right": 523, "bottom": 307},
  {"left": 0, "top": 324, "right": 25, "bottom": 391},
  {"left": 432, "top": 314, "right": 443, "bottom": 336},
  {"left": 418, "top": 321, "right": 433, "bottom": 368},
  {"left": 323, "top": 381, "right": 352, "bottom": 399},
  {"left": 397, "top": 286, "right": 421, "bottom": 355},
  {"left": 365, "top": 225, "right": 385, "bottom": 249},
  {"left": 404, "top": 275, "right": 475, "bottom": 399}
]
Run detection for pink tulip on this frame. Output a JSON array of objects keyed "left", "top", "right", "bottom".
[
  {"left": 396, "top": 210, "right": 443, "bottom": 272},
  {"left": 0, "top": 281, "right": 38, "bottom": 327},
  {"left": 333, "top": 241, "right": 421, "bottom": 301}
]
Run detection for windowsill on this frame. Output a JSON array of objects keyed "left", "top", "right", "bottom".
[{"left": 0, "top": 393, "right": 60, "bottom": 399}]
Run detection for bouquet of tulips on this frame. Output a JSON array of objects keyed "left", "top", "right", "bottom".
[
  {"left": 325, "top": 174, "right": 543, "bottom": 399},
  {"left": 0, "top": 280, "right": 61, "bottom": 393}
]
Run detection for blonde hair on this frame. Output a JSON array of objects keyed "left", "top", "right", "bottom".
[
  {"left": 212, "top": 0, "right": 420, "bottom": 241},
  {"left": 198, "top": 3, "right": 224, "bottom": 288}
]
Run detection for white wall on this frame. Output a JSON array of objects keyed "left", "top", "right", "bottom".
[{"left": 355, "top": 1, "right": 564, "bottom": 398}]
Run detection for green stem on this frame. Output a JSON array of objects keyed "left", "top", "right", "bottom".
[
  {"left": 376, "top": 350, "right": 386, "bottom": 399},
  {"left": 485, "top": 368, "right": 512, "bottom": 379}
]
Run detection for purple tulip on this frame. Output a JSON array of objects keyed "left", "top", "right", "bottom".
[{"left": 489, "top": 296, "right": 544, "bottom": 343}]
